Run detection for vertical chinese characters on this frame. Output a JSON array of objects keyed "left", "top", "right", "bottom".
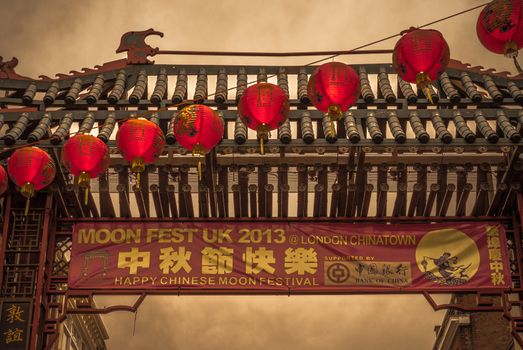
[
  {"left": 1, "top": 303, "right": 29, "bottom": 347},
  {"left": 487, "top": 226, "right": 505, "bottom": 286}
]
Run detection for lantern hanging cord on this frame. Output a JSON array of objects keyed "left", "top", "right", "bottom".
[
  {"left": 24, "top": 198, "right": 30, "bottom": 216},
  {"left": 155, "top": 2, "right": 488, "bottom": 62},
  {"left": 0, "top": 2, "right": 489, "bottom": 155},
  {"left": 203, "top": 1, "right": 490, "bottom": 99},
  {"left": 307, "top": 2, "right": 490, "bottom": 66},
  {"left": 84, "top": 187, "right": 89, "bottom": 206},
  {"left": 513, "top": 57, "right": 523, "bottom": 74},
  {"left": 0, "top": 98, "right": 200, "bottom": 155}
]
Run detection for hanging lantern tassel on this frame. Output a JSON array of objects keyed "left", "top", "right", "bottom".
[
  {"left": 131, "top": 158, "right": 145, "bottom": 191},
  {"left": 503, "top": 41, "right": 523, "bottom": 73},
  {"left": 328, "top": 104, "right": 342, "bottom": 136},
  {"left": 20, "top": 182, "right": 34, "bottom": 216},
  {"left": 513, "top": 57, "right": 523, "bottom": 74},
  {"left": 257, "top": 124, "right": 270, "bottom": 155},
  {"left": 78, "top": 171, "right": 90, "bottom": 205},
  {"left": 416, "top": 72, "right": 434, "bottom": 104},
  {"left": 192, "top": 144, "right": 205, "bottom": 181},
  {"left": 505, "top": 41, "right": 519, "bottom": 58},
  {"left": 198, "top": 156, "right": 202, "bottom": 181}
]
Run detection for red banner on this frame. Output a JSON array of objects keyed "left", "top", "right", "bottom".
[{"left": 68, "top": 222, "right": 511, "bottom": 292}]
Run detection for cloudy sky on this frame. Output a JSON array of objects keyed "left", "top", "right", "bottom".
[{"left": 0, "top": 0, "right": 508, "bottom": 349}]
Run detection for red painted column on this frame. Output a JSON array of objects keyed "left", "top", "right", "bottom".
[
  {"left": 29, "top": 193, "right": 53, "bottom": 350},
  {"left": 0, "top": 195, "right": 12, "bottom": 289}
]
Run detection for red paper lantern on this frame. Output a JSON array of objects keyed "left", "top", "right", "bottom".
[
  {"left": 239, "top": 83, "right": 289, "bottom": 154},
  {"left": 62, "top": 134, "right": 110, "bottom": 203},
  {"left": 477, "top": 0, "right": 523, "bottom": 58},
  {"left": 393, "top": 28, "right": 450, "bottom": 102},
  {"left": 173, "top": 104, "right": 224, "bottom": 179},
  {"left": 116, "top": 118, "right": 165, "bottom": 189},
  {"left": 0, "top": 165, "right": 7, "bottom": 197},
  {"left": 8, "top": 147, "right": 56, "bottom": 214},
  {"left": 307, "top": 62, "right": 360, "bottom": 127}
]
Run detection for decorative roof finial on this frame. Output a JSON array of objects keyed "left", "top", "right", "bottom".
[{"left": 116, "top": 28, "right": 164, "bottom": 64}]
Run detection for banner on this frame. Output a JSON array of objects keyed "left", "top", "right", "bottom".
[{"left": 69, "top": 222, "right": 511, "bottom": 292}]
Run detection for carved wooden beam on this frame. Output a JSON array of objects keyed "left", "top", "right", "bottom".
[
  {"left": 117, "top": 167, "right": 131, "bottom": 218},
  {"left": 217, "top": 165, "right": 228, "bottom": 217},
  {"left": 178, "top": 165, "right": 189, "bottom": 217},
  {"left": 424, "top": 183, "right": 439, "bottom": 216},
  {"left": 239, "top": 168, "right": 249, "bottom": 217},
  {"left": 297, "top": 164, "right": 308, "bottom": 217},
  {"left": 277, "top": 165, "right": 289, "bottom": 218},
  {"left": 167, "top": 184, "right": 178, "bottom": 218},
  {"left": 246, "top": 184, "right": 256, "bottom": 218},
  {"left": 99, "top": 172, "right": 115, "bottom": 217}
]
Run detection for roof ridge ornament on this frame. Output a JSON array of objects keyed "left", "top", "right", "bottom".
[
  {"left": 116, "top": 28, "right": 164, "bottom": 64},
  {"left": 447, "top": 58, "right": 523, "bottom": 80},
  {"left": 0, "top": 56, "right": 31, "bottom": 80}
]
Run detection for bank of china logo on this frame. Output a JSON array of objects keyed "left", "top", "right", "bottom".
[
  {"left": 326, "top": 263, "right": 351, "bottom": 284},
  {"left": 415, "top": 228, "right": 480, "bottom": 286}
]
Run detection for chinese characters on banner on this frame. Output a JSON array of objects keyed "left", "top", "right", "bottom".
[
  {"left": 0, "top": 300, "right": 32, "bottom": 350},
  {"left": 68, "top": 222, "right": 512, "bottom": 292}
]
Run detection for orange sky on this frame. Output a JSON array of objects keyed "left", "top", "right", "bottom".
[{"left": 0, "top": 0, "right": 508, "bottom": 348}]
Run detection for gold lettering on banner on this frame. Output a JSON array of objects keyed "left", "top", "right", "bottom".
[
  {"left": 159, "top": 247, "right": 192, "bottom": 274},
  {"left": 218, "top": 276, "right": 258, "bottom": 286},
  {"left": 117, "top": 247, "right": 151, "bottom": 274},
  {"left": 349, "top": 234, "right": 416, "bottom": 246},
  {"left": 111, "top": 274, "right": 323, "bottom": 288},
  {"left": 486, "top": 225, "right": 505, "bottom": 286},
  {"left": 237, "top": 229, "right": 286, "bottom": 244},
  {"left": 201, "top": 247, "right": 233, "bottom": 274},
  {"left": 257, "top": 277, "right": 319, "bottom": 287},
  {"left": 78, "top": 228, "right": 141, "bottom": 244},
  {"left": 284, "top": 248, "right": 318, "bottom": 275},
  {"left": 200, "top": 229, "right": 233, "bottom": 243},
  {"left": 146, "top": 228, "right": 196, "bottom": 243},
  {"left": 114, "top": 276, "right": 159, "bottom": 286},
  {"left": 301, "top": 235, "right": 348, "bottom": 246},
  {"left": 242, "top": 247, "right": 276, "bottom": 274}
]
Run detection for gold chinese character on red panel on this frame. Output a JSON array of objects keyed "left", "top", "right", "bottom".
[
  {"left": 487, "top": 235, "right": 501, "bottom": 249},
  {"left": 486, "top": 226, "right": 500, "bottom": 238},
  {"left": 201, "top": 247, "right": 233, "bottom": 274},
  {"left": 491, "top": 272, "right": 505, "bottom": 286},
  {"left": 488, "top": 248, "right": 502, "bottom": 262},
  {"left": 284, "top": 248, "right": 318, "bottom": 275},
  {"left": 117, "top": 247, "right": 150, "bottom": 274},
  {"left": 159, "top": 247, "right": 192, "bottom": 274},
  {"left": 242, "top": 247, "right": 276, "bottom": 274},
  {"left": 490, "top": 261, "right": 504, "bottom": 272}
]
